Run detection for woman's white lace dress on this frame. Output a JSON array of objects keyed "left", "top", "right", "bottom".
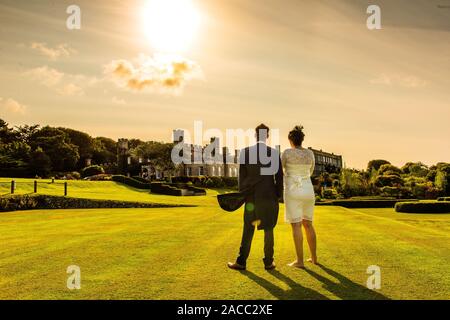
[{"left": 282, "top": 148, "right": 316, "bottom": 223}]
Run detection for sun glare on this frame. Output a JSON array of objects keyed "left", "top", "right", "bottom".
[{"left": 141, "top": 0, "right": 201, "bottom": 53}]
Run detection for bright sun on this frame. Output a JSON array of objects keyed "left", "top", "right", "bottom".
[{"left": 141, "top": 0, "right": 201, "bottom": 53}]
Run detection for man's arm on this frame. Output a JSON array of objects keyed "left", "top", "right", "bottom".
[
  {"left": 275, "top": 155, "right": 284, "bottom": 199},
  {"left": 238, "top": 149, "right": 247, "bottom": 193}
]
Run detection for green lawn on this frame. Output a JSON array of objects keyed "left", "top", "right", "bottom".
[{"left": 0, "top": 178, "right": 449, "bottom": 299}]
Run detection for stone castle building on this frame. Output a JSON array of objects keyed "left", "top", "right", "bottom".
[
  {"left": 172, "top": 130, "right": 240, "bottom": 178},
  {"left": 119, "top": 130, "right": 343, "bottom": 179},
  {"left": 171, "top": 130, "right": 343, "bottom": 178}
]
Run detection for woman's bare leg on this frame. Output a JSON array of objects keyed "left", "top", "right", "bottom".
[
  {"left": 302, "top": 220, "right": 318, "bottom": 264},
  {"left": 288, "top": 222, "right": 304, "bottom": 268}
]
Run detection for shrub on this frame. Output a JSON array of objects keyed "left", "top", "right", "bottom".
[
  {"left": 378, "top": 164, "right": 402, "bottom": 176},
  {"left": 322, "top": 189, "right": 336, "bottom": 199},
  {"left": 111, "top": 175, "right": 151, "bottom": 189},
  {"left": 221, "top": 177, "right": 238, "bottom": 188},
  {"left": 339, "top": 169, "right": 369, "bottom": 198},
  {"left": 367, "top": 159, "right": 391, "bottom": 172},
  {"left": 395, "top": 201, "right": 450, "bottom": 214},
  {"left": 379, "top": 186, "right": 412, "bottom": 199},
  {"left": 374, "top": 175, "right": 404, "bottom": 188},
  {"left": 0, "top": 194, "right": 187, "bottom": 212},
  {"left": 206, "top": 177, "right": 225, "bottom": 188},
  {"left": 81, "top": 165, "right": 104, "bottom": 178},
  {"left": 175, "top": 176, "right": 238, "bottom": 189},
  {"left": 150, "top": 182, "right": 206, "bottom": 196},
  {"left": 150, "top": 183, "right": 183, "bottom": 196},
  {"left": 68, "top": 171, "right": 81, "bottom": 180},
  {"left": 332, "top": 199, "right": 417, "bottom": 208},
  {"left": 86, "top": 174, "right": 111, "bottom": 181},
  {"left": 435, "top": 164, "right": 450, "bottom": 195},
  {"left": 132, "top": 176, "right": 150, "bottom": 183}
]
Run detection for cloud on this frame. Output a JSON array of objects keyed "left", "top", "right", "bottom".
[
  {"left": 0, "top": 97, "right": 27, "bottom": 115},
  {"left": 30, "top": 42, "right": 76, "bottom": 60},
  {"left": 24, "top": 66, "right": 98, "bottom": 96},
  {"left": 104, "top": 54, "right": 202, "bottom": 94},
  {"left": 112, "top": 96, "right": 126, "bottom": 105},
  {"left": 25, "top": 66, "right": 64, "bottom": 87},
  {"left": 370, "top": 74, "right": 427, "bottom": 88}
]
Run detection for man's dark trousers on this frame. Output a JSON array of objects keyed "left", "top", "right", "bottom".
[{"left": 236, "top": 214, "right": 274, "bottom": 267}]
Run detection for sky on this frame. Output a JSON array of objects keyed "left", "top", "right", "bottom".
[{"left": 0, "top": 0, "right": 449, "bottom": 169}]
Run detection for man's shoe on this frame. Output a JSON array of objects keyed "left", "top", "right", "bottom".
[
  {"left": 265, "top": 263, "right": 276, "bottom": 270},
  {"left": 227, "top": 262, "right": 246, "bottom": 270}
]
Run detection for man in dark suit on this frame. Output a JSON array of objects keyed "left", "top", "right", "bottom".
[{"left": 228, "top": 124, "right": 283, "bottom": 270}]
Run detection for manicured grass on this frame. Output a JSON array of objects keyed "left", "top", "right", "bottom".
[
  {"left": 0, "top": 179, "right": 449, "bottom": 299},
  {"left": 0, "top": 178, "right": 211, "bottom": 206}
]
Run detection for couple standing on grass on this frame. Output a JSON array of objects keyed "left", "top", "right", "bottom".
[{"left": 227, "top": 124, "right": 317, "bottom": 271}]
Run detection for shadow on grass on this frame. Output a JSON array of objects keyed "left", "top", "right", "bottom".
[
  {"left": 243, "top": 264, "right": 390, "bottom": 300},
  {"left": 304, "top": 264, "right": 390, "bottom": 300},
  {"left": 243, "top": 269, "right": 329, "bottom": 300}
]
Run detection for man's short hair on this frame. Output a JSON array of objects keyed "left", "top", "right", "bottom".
[{"left": 255, "top": 123, "right": 269, "bottom": 141}]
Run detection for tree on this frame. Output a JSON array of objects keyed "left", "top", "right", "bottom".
[
  {"left": 378, "top": 164, "right": 402, "bottom": 177},
  {"left": 14, "top": 124, "right": 40, "bottom": 144},
  {"left": 0, "top": 141, "right": 31, "bottom": 177},
  {"left": 367, "top": 159, "right": 391, "bottom": 172},
  {"left": 339, "top": 168, "right": 369, "bottom": 197},
  {"left": 30, "top": 126, "right": 80, "bottom": 172},
  {"left": 435, "top": 163, "right": 450, "bottom": 195},
  {"left": 374, "top": 175, "right": 404, "bottom": 188},
  {"left": 0, "top": 119, "right": 16, "bottom": 144},
  {"left": 92, "top": 137, "right": 117, "bottom": 164},
  {"left": 402, "top": 162, "right": 428, "bottom": 177},
  {"left": 131, "top": 141, "right": 177, "bottom": 178},
  {"left": 59, "top": 128, "right": 94, "bottom": 169},
  {"left": 29, "top": 147, "right": 52, "bottom": 177}
]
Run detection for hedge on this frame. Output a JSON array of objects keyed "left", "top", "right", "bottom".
[
  {"left": 437, "top": 197, "right": 450, "bottom": 201},
  {"left": 132, "top": 176, "right": 150, "bottom": 183},
  {"left": 111, "top": 175, "right": 152, "bottom": 189},
  {"left": 81, "top": 165, "right": 104, "bottom": 178},
  {"left": 0, "top": 194, "right": 190, "bottom": 212},
  {"left": 329, "top": 199, "right": 417, "bottom": 208},
  {"left": 395, "top": 201, "right": 450, "bottom": 214},
  {"left": 150, "top": 183, "right": 183, "bottom": 196},
  {"left": 172, "top": 176, "right": 238, "bottom": 189},
  {"left": 150, "top": 182, "right": 206, "bottom": 196}
]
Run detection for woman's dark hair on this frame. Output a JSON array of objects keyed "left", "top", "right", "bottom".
[{"left": 288, "top": 125, "right": 305, "bottom": 147}]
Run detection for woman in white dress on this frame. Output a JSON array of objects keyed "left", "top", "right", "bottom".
[{"left": 282, "top": 126, "right": 318, "bottom": 268}]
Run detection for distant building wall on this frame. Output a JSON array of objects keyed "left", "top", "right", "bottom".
[{"left": 308, "top": 147, "right": 343, "bottom": 176}]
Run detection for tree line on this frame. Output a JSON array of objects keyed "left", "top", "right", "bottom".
[{"left": 0, "top": 118, "right": 173, "bottom": 178}]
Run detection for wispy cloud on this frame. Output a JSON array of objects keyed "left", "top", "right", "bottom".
[
  {"left": 370, "top": 74, "right": 427, "bottom": 88},
  {"left": 104, "top": 54, "right": 202, "bottom": 94},
  {"left": 0, "top": 97, "right": 27, "bottom": 115},
  {"left": 24, "top": 66, "right": 98, "bottom": 96},
  {"left": 30, "top": 42, "right": 76, "bottom": 60}
]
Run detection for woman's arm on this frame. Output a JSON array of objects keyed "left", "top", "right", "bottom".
[{"left": 309, "top": 150, "right": 315, "bottom": 176}]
